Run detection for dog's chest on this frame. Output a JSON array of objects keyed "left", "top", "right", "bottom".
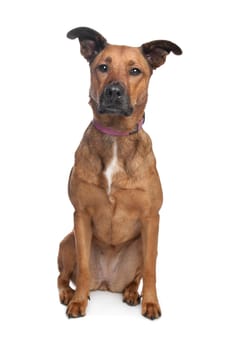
[{"left": 104, "top": 141, "right": 120, "bottom": 194}]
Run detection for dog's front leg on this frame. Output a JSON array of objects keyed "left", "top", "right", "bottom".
[
  {"left": 66, "top": 211, "right": 92, "bottom": 318},
  {"left": 141, "top": 214, "right": 161, "bottom": 320}
]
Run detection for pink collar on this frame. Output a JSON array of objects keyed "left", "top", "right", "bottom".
[{"left": 92, "top": 115, "right": 145, "bottom": 136}]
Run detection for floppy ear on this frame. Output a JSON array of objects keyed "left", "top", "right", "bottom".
[
  {"left": 141, "top": 40, "right": 182, "bottom": 69},
  {"left": 67, "top": 27, "right": 107, "bottom": 63}
]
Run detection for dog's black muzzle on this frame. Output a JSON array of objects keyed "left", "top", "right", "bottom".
[{"left": 98, "top": 82, "right": 133, "bottom": 116}]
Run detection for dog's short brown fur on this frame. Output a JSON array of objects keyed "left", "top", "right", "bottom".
[{"left": 57, "top": 27, "right": 182, "bottom": 319}]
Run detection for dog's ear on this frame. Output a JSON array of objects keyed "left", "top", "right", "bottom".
[
  {"left": 141, "top": 40, "right": 182, "bottom": 69},
  {"left": 67, "top": 27, "right": 107, "bottom": 63}
]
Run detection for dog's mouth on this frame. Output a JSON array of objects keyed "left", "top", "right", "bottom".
[
  {"left": 98, "top": 82, "right": 133, "bottom": 117},
  {"left": 98, "top": 105, "right": 133, "bottom": 116}
]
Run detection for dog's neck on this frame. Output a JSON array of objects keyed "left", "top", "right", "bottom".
[{"left": 92, "top": 115, "right": 145, "bottom": 137}]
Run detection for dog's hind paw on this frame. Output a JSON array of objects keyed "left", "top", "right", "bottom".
[
  {"left": 123, "top": 283, "right": 141, "bottom": 306},
  {"left": 59, "top": 287, "right": 75, "bottom": 305}
]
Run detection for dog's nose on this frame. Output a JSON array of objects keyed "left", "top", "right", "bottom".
[
  {"left": 104, "top": 83, "right": 124, "bottom": 103},
  {"left": 98, "top": 81, "right": 132, "bottom": 116}
]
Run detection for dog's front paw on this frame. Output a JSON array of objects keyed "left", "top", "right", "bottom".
[
  {"left": 66, "top": 298, "right": 88, "bottom": 318},
  {"left": 142, "top": 301, "right": 161, "bottom": 320}
]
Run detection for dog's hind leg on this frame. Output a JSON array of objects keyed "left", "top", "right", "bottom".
[
  {"left": 57, "top": 232, "right": 76, "bottom": 305},
  {"left": 121, "top": 237, "right": 142, "bottom": 306}
]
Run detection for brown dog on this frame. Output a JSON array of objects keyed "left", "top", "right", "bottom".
[{"left": 57, "top": 27, "right": 182, "bottom": 319}]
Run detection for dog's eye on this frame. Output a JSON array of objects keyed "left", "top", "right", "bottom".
[
  {"left": 129, "top": 68, "right": 142, "bottom": 76},
  {"left": 98, "top": 64, "right": 108, "bottom": 73}
]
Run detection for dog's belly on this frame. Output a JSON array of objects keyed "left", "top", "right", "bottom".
[{"left": 89, "top": 235, "right": 142, "bottom": 292}]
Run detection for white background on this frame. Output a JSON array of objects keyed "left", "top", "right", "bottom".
[{"left": 1, "top": 0, "right": 233, "bottom": 348}]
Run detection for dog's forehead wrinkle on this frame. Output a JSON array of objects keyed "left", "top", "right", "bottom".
[
  {"left": 128, "top": 60, "right": 136, "bottom": 66},
  {"left": 105, "top": 56, "right": 112, "bottom": 64},
  {"left": 101, "top": 45, "right": 139, "bottom": 61}
]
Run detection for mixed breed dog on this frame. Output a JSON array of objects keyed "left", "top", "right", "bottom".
[{"left": 57, "top": 27, "right": 182, "bottom": 320}]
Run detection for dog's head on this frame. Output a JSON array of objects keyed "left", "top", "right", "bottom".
[{"left": 67, "top": 27, "right": 182, "bottom": 121}]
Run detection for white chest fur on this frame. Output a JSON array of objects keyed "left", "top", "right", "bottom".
[{"left": 104, "top": 141, "right": 119, "bottom": 194}]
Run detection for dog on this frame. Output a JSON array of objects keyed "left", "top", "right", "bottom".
[{"left": 57, "top": 27, "right": 182, "bottom": 319}]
